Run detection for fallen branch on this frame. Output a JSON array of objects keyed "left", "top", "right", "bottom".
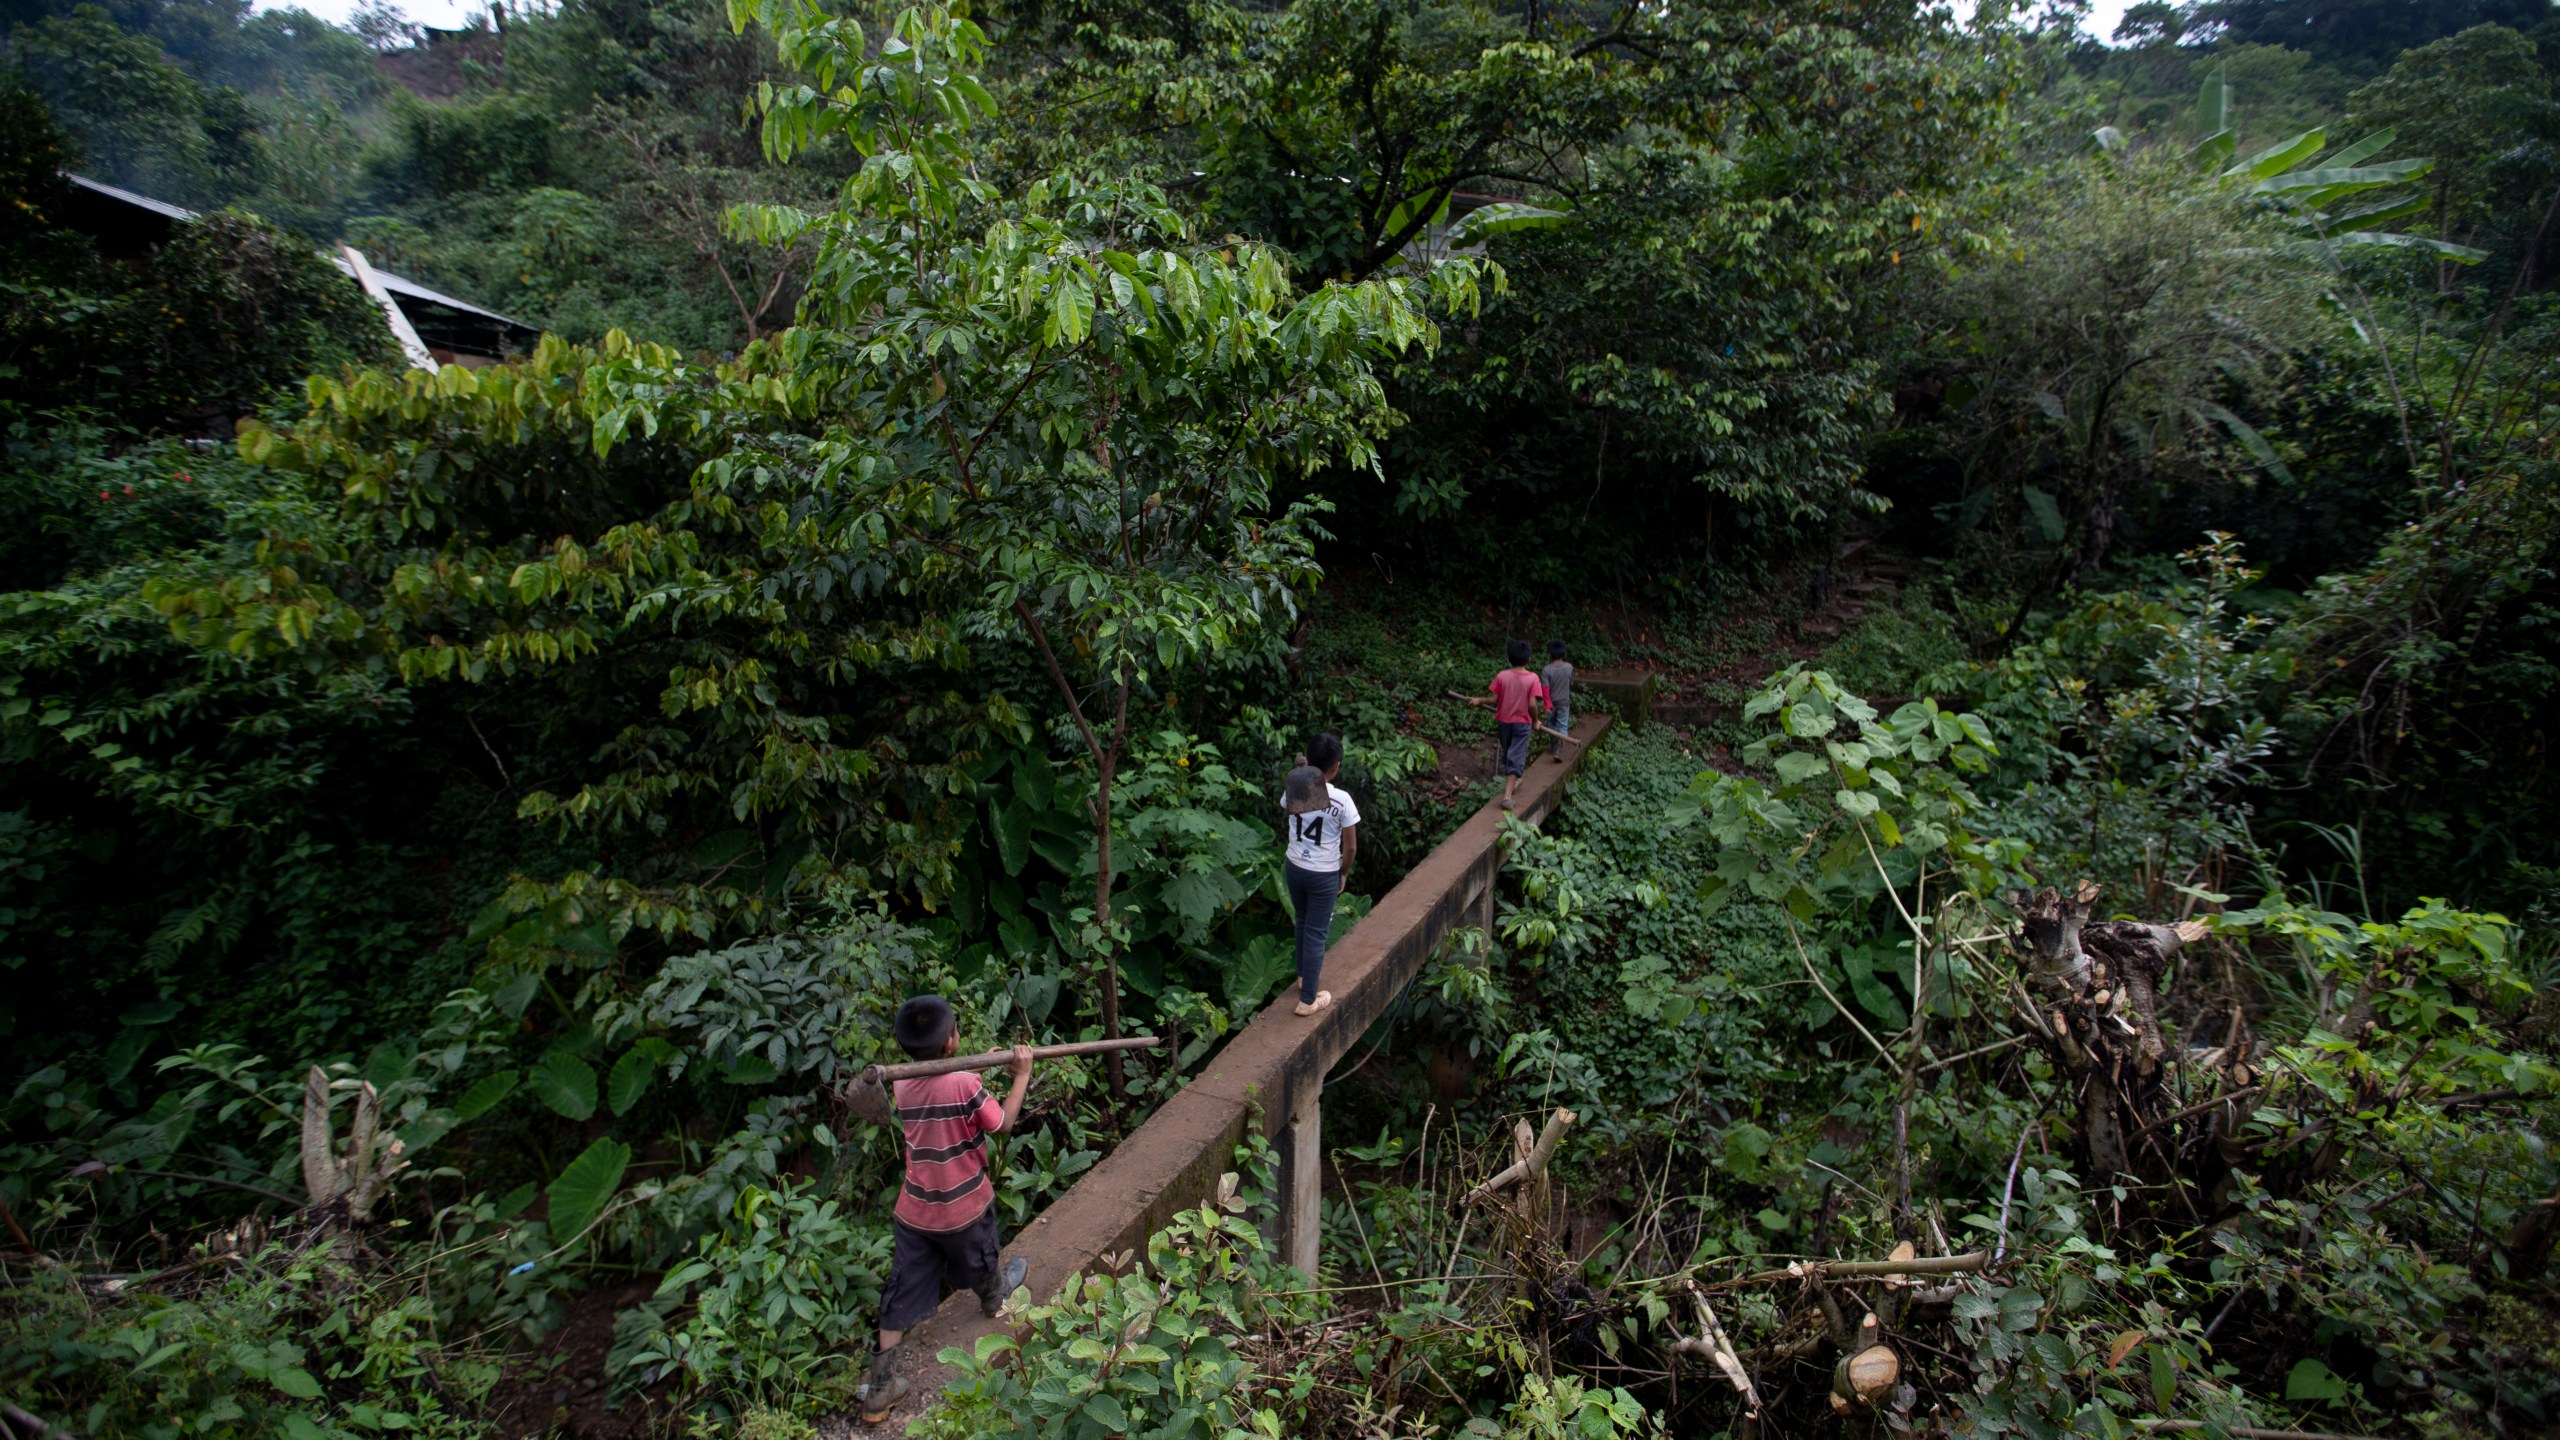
[
  {"left": 2133, "top": 1422, "right": 2387, "bottom": 1440},
  {"left": 1463, "top": 1108, "right": 1576, "bottom": 1205},
  {"left": 2431, "top": 1088, "right": 2523, "bottom": 1110},
  {"left": 1921, "top": 1033, "right": 2031, "bottom": 1074},
  {"left": 122, "top": 1168, "right": 303, "bottom": 1208},
  {"left": 1782, "top": 913, "right": 1896, "bottom": 1067},
  {"left": 1720, "top": 1251, "right": 1993, "bottom": 1288},
  {"left": 3, "top": 1400, "right": 76, "bottom": 1438},
  {"left": 1674, "top": 1281, "right": 1764, "bottom": 1421},
  {"left": 2125, "top": 1085, "right": 2266, "bottom": 1144}
]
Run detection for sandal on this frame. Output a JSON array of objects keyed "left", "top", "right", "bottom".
[{"left": 1294, "top": 990, "right": 1333, "bottom": 1017}]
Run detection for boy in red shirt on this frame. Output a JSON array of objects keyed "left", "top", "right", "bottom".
[
  {"left": 857, "top": 996, "right": 1033, "bottom": 1423},
  {"left": 1466, "top": 639, "right": 1550, "bottom": 811}
]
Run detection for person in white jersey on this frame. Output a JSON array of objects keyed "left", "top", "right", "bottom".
[{"left": 1278, "top": 732, "right": 1359, "bottom": 1017}]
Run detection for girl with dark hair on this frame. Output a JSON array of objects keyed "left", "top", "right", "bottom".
[{"left": 1277, "top": 732, "right": 1358, "bottom": 1017}]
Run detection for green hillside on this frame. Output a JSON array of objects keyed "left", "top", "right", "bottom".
[{"left": 3, "top": 0, "right": 2558, "bottom": 1434}]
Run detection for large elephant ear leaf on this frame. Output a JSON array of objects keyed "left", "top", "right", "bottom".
[
  {"left": 1445, "top": 201, "right": 1569, "bottom": 249},
  {"left": 991, "top": 800, "right": 1031, "bottom": 877},
  {"left": 2187, "top": 400, "right": 2295, "bottom": 483},
  {"left": 528, "top": 1053, "right": 598, "bottom": 1121},
  {"left": 546, "top": 1137, "right": 632, "bottom": 1245}
]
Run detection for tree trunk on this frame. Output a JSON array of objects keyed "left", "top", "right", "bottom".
[
  {"left": 1013, "top": 604, "right": 1133, "bottom": 1105},
  {"left": 1092, "top": 741, "right": 1126, "bottom": 1102}
]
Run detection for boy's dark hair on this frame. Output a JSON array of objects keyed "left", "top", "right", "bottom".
[
  {"left": 1306, "top": 732, "right": 1343, "bottom": 771},
  {"left": 1506, "top": 639, "right": 1531, "bottom": 666},
  {"left": 893, "top": 995, "right": 956, "bottom": 1060},
  {"left": 1548, "top": 640, "right": 1567, "bottom": 659}
]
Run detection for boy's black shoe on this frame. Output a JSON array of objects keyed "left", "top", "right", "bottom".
[
  {"left": 978, "top": 1256, "right": 1028, "bottom": 1317},
  {"left": 857, "top": 1346, "right": 908, "bottom": 1424}
]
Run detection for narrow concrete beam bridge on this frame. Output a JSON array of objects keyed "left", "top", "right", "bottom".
[{"left": 877, "top": 711, "right": 1615, "bottom": 1426}]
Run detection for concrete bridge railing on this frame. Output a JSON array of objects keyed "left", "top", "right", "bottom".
[{"left": 882, "top": 710, "right": 1614, "bottom": 1421}]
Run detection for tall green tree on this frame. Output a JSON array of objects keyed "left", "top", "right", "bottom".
[
  {"left": 986, "top": 0, "right": 2024, "bottom": 571},
  {"left": 724, "top": 0, "right": 1482, "bottom": 1086},
  {"left": 2347, "top": 23, "right": 2560, "bottom": 267}
]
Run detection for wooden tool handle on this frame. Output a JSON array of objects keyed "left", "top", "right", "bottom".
[{"left": 861, "top": 1035, "right": 1162, "bottom": 1083}]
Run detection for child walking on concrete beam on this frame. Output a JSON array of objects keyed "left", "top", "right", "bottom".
[
  {"left": 1280, "top": 731, "right": 1359, "bottom": 1018},
  {"left": 1466, "top": 639, "right": 1550, "bottom": 810},
  {"left": 856, "top": 997, "right": 1033, "bottom": 1424},
  {"left": 1541, "top": 640, "right": 1575, "bottom": 763}
]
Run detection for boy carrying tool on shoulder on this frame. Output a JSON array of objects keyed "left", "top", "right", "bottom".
[
  {"left": 856, "top": 996, "right": 1033, "bottom": 1424},
  {"left": 1463, "top": 639, "right": 1549, "bottom": 811}
]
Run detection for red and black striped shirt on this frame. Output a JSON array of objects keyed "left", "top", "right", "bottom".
[{"left": 892, "top": 1071, "right": 1005, "bottom": 1232}]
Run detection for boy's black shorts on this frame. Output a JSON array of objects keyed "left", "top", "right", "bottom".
[
  {"left": 880, "top": 1207, "right": 1004, "bottom": 1331},
  {"left": 1497, "top": 721, "right": 1532, "bottom": 776}
]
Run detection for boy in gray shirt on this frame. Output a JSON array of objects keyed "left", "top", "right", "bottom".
[{"left": 1541, "top": 641, "right": 1574, "bottom": 762}]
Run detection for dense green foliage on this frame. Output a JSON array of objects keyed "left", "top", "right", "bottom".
[{"left": 2, "top": 0, "right": 2558, "bottom": 1433}]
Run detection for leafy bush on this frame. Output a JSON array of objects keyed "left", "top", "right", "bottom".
[
  {"left": 928, "top": 1170, "right": 1316, "bottom": 1440},
  {"left": 1, "top": 206, "right": 391, "bottom": 433},
  {"left": 633, "top": 1179, "right": 892, "bottom": 1426},
  {"left": 0, "top": 1240, "right": 498, "bottom": 1440}
]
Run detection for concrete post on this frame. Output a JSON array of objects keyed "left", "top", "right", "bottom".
[{"left": 1279, "top": 1084, "right": 1321, "bottom": 1276}]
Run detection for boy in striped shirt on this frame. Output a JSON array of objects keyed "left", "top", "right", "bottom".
[{"left": 857, "top": 996, "right": 1034, "bottom": 1423}]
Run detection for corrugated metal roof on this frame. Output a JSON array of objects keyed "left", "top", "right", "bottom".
[
  {"left": 65, "top": 172, "right": 539, "bottom": 347},
  {"left": 65, "top": 173, "right": 198, "bottom": 224},
  {"left": 325, "top": 255, "right": 537, "bottom": 336}
]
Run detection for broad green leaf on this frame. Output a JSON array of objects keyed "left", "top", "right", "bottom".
[
  {"left": 528, "top": 1054, "right": 597, "bottom": 1121},
  {"left": 607, "top": 1048, "right": 658, "bottom": 1116},
  {"left": 1848, "top": 957, "right": 1908, "bottom": 1027},
  {"left": 2331, "top": 231, "right": 2486, "bottom": 264},
  {"left": 2193, "top": 63, "right": 2228, "bottom": 143},
  {"left": 2224, "top": 127, "right": 2323, "bottom": 181},
  {"left": 1045, "top": 280, "right": 1094, "bottom": 345},
  {"left": 1381, "top": 190, "right": 1452, "bottom": 241},
  {"left": 2253, "top": 158, "right": 2431, "bottom": 199},
  {"left": 992, "top": 801, "right": 1031, "bottom": 877},
  {"left": 2150, "top": 1343, "right": 2178, "bottom": 1410},
  {"left": 2322, "top": 128, "right": 2396, "bottom": 169},
  {"left": 2188, "top": 400, "right": 2294, "bottom": 483},
  {"left": 721, "top": 1052, "right": 780, "bottom": 1084},
  {"left": 451, "top": 1070, "right": 519, "bottom": 1121},
  {"left": 1445, "top": 201, "right": 1570, "bottom": 248},
  {"left": 2315, "top": 193, "right": 2429, "bottom": 234},
  {"left": 2286, "top": 1357, "right": 2347, "bottom": 1402},
  {"left": 547, "top": 1137, "right": 633, "bottom": 1244},
  {"left": 2021, "top": 485, "right": 2066, "bottom": 543},
  {"left": 1773, "top": 751, "right": 1827, "bottom": 785}
]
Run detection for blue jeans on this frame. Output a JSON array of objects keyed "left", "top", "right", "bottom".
[
  {"left": 1284, "top": 862, "right": 1340, "bottom": 1003},
  {"left": 1550, "top": 705, "right": 1571, "bottom": 738}
]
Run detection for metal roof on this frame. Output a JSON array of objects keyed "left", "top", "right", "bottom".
[
  {"left": 65, "top": 173, "right": 198, "bottom": 224},
  {"left": 325, "top": 255, "right": 537, "bottom": 336},
  {"left": 64, "top": 172, "right": 540, "bottom": 351}
]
